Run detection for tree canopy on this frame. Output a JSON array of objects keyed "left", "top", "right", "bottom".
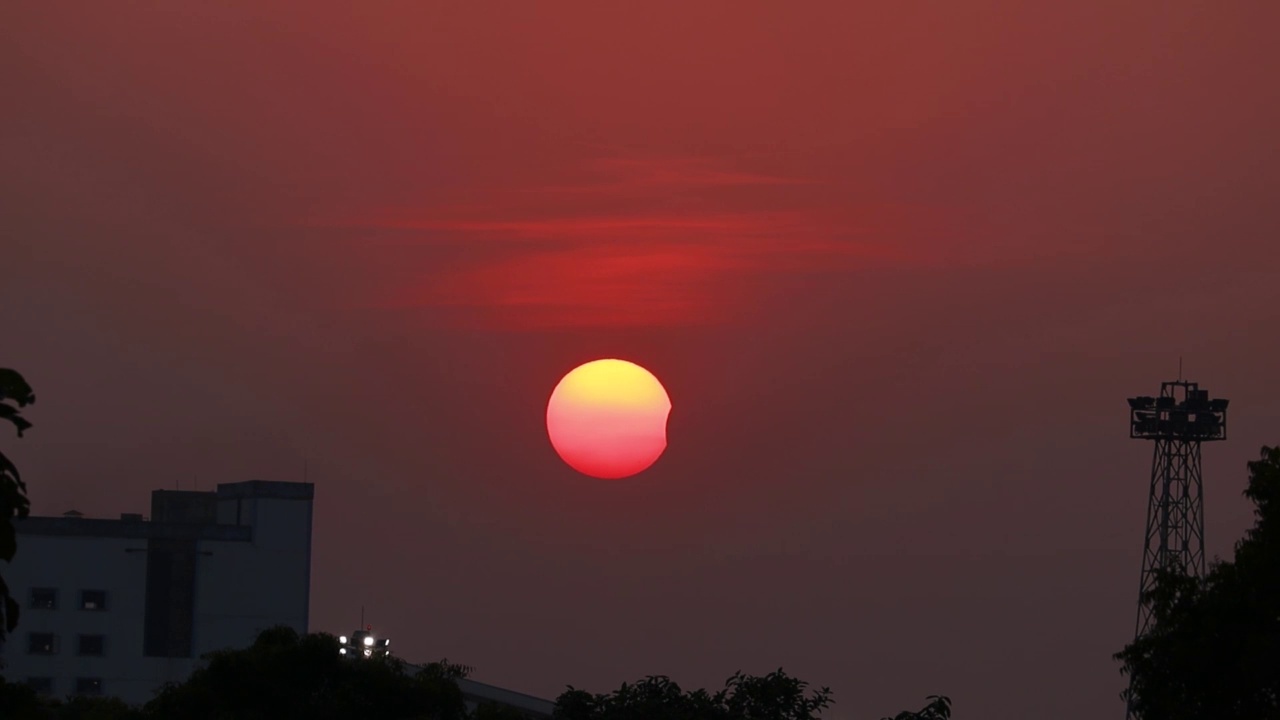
[
  {"left": 0, "top": 367, "right": 36, "bottom": 644},
  {"left": 552, "top": 671, "right": 832, "bottom": 720},
  {"left": 1116, "top": 444, "right": 1280, "bottom": 718},
  {"left": 145, "top": 626, "right": 470, "bottom": 720},
  {"left": 550, "top": 671, "right": 947, "bottom": 720}
]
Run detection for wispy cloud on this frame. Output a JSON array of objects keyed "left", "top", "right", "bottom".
[{"left": 321, "top": 157, "right": 923, "bottom": 329}]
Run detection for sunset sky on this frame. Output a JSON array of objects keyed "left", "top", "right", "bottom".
[{"left": 4, "top": 2, "right": 1279, "bottom": 718}]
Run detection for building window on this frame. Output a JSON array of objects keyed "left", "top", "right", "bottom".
[
  {"left": 30, "top": 588, "right": 57, "bottom": 610},
  {"left": 80, "top": 590, "right": 108, "bottom": 611},
  {"left": 75, "top": 678, "right": 103, "bottom": 696},
  {"left": 28, "top": 633, "right": 57, "bottom": 655},
  {"left": 26, "top": 677, "right": 54, "bottom": 695},
  {"left": 78, "top": 634, "right": 106, "bottom": 656}
]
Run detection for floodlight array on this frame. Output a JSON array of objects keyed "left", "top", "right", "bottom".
[{"left": 1128, "top": 383, "right": 1228, "bottom": 441}]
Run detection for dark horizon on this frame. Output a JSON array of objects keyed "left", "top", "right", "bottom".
[{"left": 4, "top": 3, "right": 1280, "bottom": 718}]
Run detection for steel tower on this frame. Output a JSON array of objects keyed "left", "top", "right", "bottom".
[{"left": 1124, "top": 380, "right": 1228, "bottom": 717}]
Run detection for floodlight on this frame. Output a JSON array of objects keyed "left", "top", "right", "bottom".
[
  {"left": 363, "top": 636, "right": 374, "bottom": 647},
  {"left": 339, "top": 648, "right": 347, "bottom": 655},
  {"left": 339, "top": 636, "right": 347, "bottom": 644}
]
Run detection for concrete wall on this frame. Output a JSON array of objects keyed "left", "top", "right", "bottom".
[
  {"left": 0, "top": 480, "right": 313, "bottom": 705},
  {"left": 198, "top": 491, "right": 312, "bottom": 655},
  {"left": 0, "top": 532, "right": 168, "bottom": 702}
]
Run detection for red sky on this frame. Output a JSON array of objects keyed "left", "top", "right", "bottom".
[{"left": 4, "top": 3, "right": 1280, "bottom": 718}]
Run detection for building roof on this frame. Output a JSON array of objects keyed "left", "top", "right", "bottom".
[
  {"left": 396, "top": 661, "right": 555, "bottom": 718},
  {"left": 15, "top": 480, "right": 314, "bottom": 539},
  {"left": 217, "top": 480, "right": 315, "bottom": 500},
  {"left": 15, "top": 516, "right": 253, "bottom": 541},
  {"left": 457, "top": 676, "right": 556, "bottom": 717}
]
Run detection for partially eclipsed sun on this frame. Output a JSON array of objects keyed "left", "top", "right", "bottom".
[{"left": 546, "top": 359, "right": 671, "bottom": 479}]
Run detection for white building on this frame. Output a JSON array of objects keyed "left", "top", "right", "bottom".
[{"left": 0, "top": 480, "right": 314, "bottom": 704}]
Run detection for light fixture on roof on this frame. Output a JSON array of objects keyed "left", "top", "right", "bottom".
[
  {"left": 1129, "top": 381, "right": 1228, "bottom": 442},
  {"left": 336, "top": 627, "right": 392, "bottom": 660}
]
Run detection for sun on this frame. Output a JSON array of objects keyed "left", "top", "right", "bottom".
[{"left": 546, "top": 359, "right": 672, "bottom": 479}]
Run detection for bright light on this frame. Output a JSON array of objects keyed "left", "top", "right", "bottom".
[
  {"left": 339, "top": 648, "right": 347, "bottom": 655},
  {"left": 363, "top": 649, "right": 372, "bottom": 657},
  {"left": 363, "top": 636, "right": 374, "bottom": 647},
  {"left": 339, "top": 636, "right": 348, "bottom": 644}
]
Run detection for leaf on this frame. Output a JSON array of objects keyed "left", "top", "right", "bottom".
[
  {"left": 0, "top": 450, "right": 23, "bottom": 486},
  {"left": 0, "top": 405, "right": 33, "bottom": 438},
  {"left": 0, "top": 369, "right": 35, "bottom": 407},
  {"left": 1, "top": 459, "right": 32, "bottom": 526}
]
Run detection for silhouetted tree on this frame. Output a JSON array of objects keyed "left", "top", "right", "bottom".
[
  {"left": 0, "top": 368, "right": 36, "bottom": 645},
  {"left": 552, "top": 672, "right": 951, "bottom": 720},
  {"left": 472, "top": 702, "right": 539, "bottom": 720},
  {"left": 552, "top": 670, "right": 832, "bottom": 720},
  {"left": 881, "top": 695, "right": 951, "bottom": 720},
  {"left": 0, "top": 676, "right": 45, "bottom": 718},
  {"left": 0, "top": 678, "right": 145, "bottom": 720},
  {"left": 1116, "top": 445, "right": 1280, "bottom": 719},
  {"left": 145, "top": 626, "right": 470, "bottom": 720}
]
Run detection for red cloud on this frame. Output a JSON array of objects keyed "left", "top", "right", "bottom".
[{"left": 324, "top": 157, "right": 927, "bottom": 329}]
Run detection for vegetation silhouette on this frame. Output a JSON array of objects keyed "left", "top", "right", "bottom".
[
  {"left": 551, "top": 671, "right": 830, "bottom": 720},
  {"left": 473, "top": 702, "right": 540, "bottom": 720},
  {"left": 0, "top": 681, "right": 143, "bottom": 720},
  {"left": 880, "top": 695, "right": 951, "bottom": 720},
  {"left": 145, "top": 626, "right": 470, "bottom": 720},
  {"left": 550, "top": 671, "right": 948, "bottom": 720},
  {"left": 1116, "top": 444, "right": 1280, "bottom": 718},
  {"left": 0, "top": 367, "right": 35, "bottom": 646}
]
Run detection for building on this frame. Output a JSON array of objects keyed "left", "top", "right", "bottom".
[
  {"left": 0, "top": 480, "right": 314, "bottom": 704},
  {"left": 457, "top": 676, "right": 555, "bottom": 718}
]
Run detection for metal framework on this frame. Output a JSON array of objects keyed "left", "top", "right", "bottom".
[{"left": 1124, "top": 380, "right": 1227, "bottom": 717}]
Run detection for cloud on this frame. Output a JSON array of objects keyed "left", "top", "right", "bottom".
[{"left": 322, "top": 157, "right": 920, "bottom": 330}]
